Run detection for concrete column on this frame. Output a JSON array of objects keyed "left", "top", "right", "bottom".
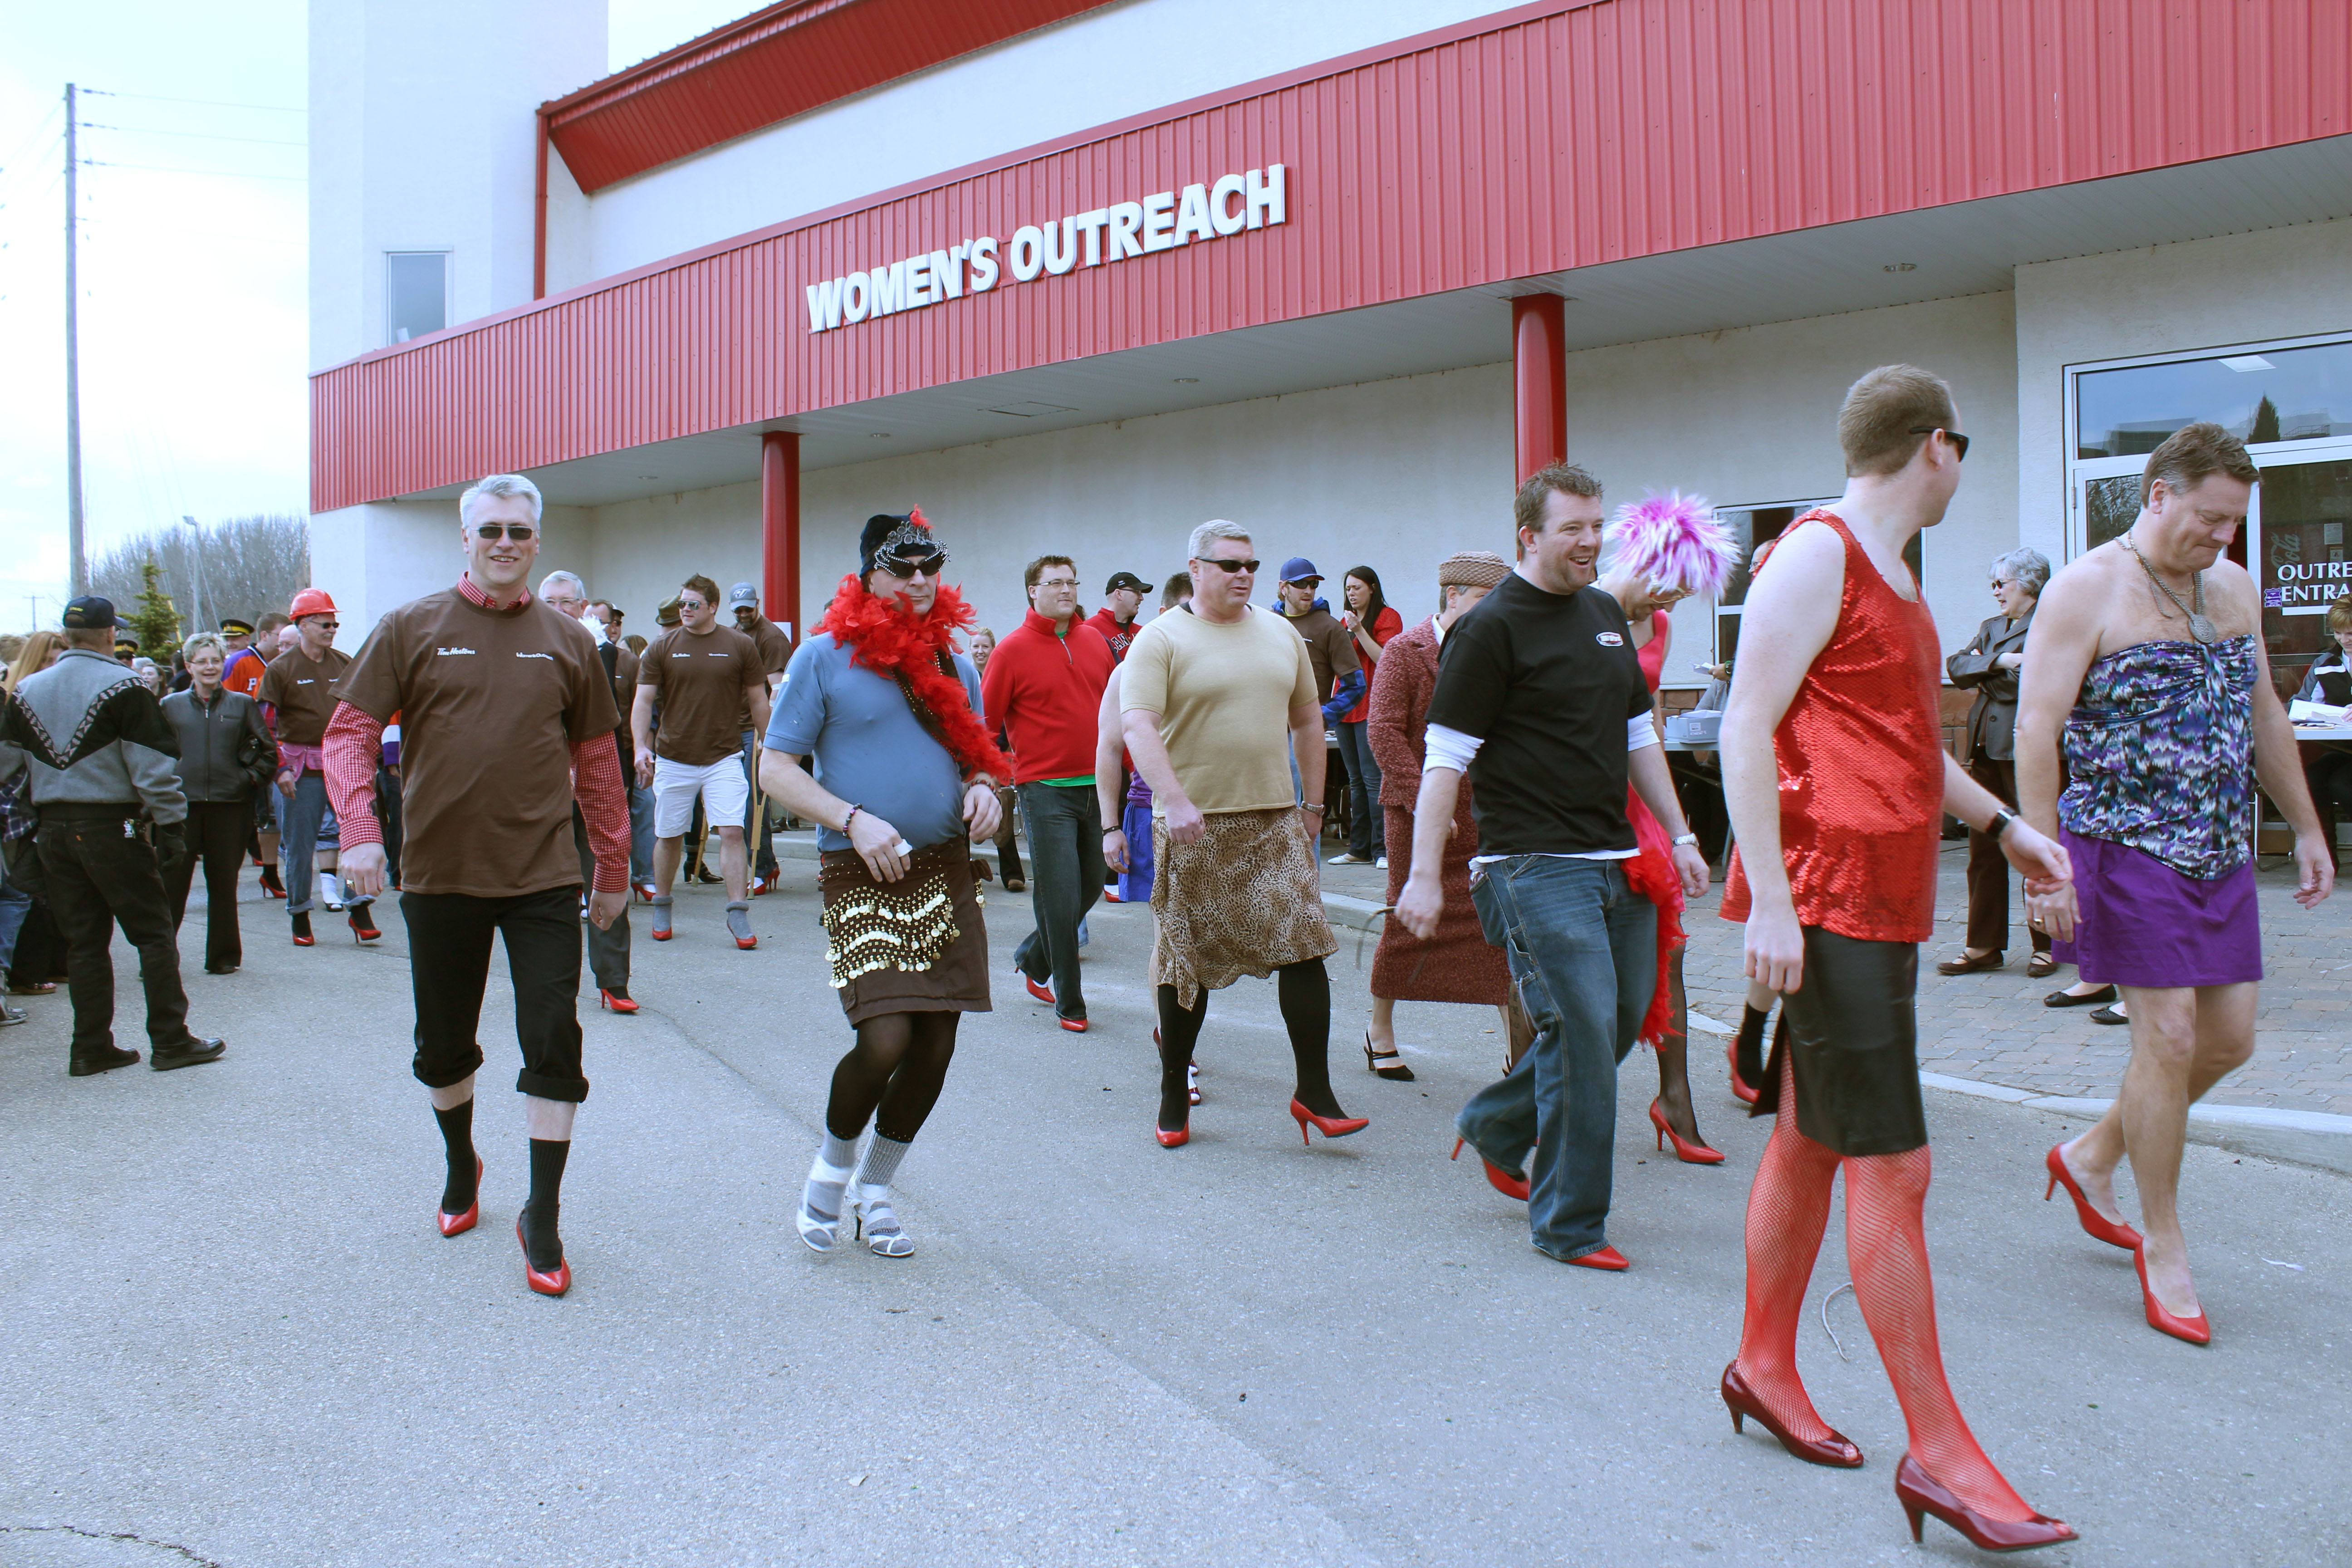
[
  {"left": 760, "top": 430, "right": 801, "bottom": 644},
  {"left": 1512, "top": 294, "right": 1566, "bottom": 484}
]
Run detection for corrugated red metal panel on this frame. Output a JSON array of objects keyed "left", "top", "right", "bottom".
[
  {"left": 315, "top": 0, "right": 2349, "bottom": 512},
  {"left": 547, "top": 0, "right": 1118, "bottom": 192}
]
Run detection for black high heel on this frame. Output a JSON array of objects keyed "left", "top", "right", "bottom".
[{"left": 1362, "top": 1028, "right": 1414, "bottom": 1080}]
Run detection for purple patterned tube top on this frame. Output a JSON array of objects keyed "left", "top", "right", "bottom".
[{"left": 2058, "top": 635, "right": 2255, "bottom": 880}]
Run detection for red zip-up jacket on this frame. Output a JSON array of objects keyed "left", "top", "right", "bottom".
[{"left": 978, "top": 609, "right": 1117, "bottom": 785}]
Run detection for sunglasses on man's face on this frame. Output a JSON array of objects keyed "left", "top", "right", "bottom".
[
  {"left": 1910, "top": 427, "right": 1970, "bottom": 462},
  {"left": 1198, "top": 556, "right": 1260, "bottom": 574},
  {"left": 679, "top": 598, "right": 708, "bottom": 612},
  {"left": 474, "top": 524, "right": 538, "bottom": 542},
  {"left": 879, "top": 551, "right": 948, "bottom": 578}
]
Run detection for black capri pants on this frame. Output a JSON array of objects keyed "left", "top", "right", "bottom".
[
  {"left": 1751, "top": 926, "right": 1928, "bottom": 1157},
  {"left": 399, "top": 885, "right": 589, "bottom": 1102}
]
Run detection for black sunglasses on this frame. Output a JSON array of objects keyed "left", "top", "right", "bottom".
[
  {"left": 1197, "top": 556, "right": 1260, "bottom": 574},
  {"left": 1911, "top": 427, "right": 1970, "bottom": 462},
  {"left": 474, "top": 524, "right": 538, "bottom": 541},
  {"left": 878, "top": 550, "right": 948, "bottom": 577}
]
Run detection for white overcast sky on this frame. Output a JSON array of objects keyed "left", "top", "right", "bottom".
[{"left": 0, "top": 0, "right": 753, "bottom": 634}]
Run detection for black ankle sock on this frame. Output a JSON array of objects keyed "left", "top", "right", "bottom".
[
  {"left": 434, "top": 1099, "right": 478, "bottom": 1215},
  {"left": 1736, "top": 1003, "right": 1769, "bottom": 1083},
  {"left": 521, "top": 1138, "right": 569, "bottom": 1270}
]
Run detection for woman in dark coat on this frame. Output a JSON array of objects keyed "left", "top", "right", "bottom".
[
  {"left": 1940, "top": 548, "right": 2052, "bottom": 979},
  {"left": 159, "top": 633, "right": 277, "bottom": 974}
]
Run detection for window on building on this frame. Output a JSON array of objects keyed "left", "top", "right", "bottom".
[
  {"left": 2066, "top": 331, "right": 2352, "bottom": 698},
  {"left": 386, "top": 251, "right": 449, "bottom": 344},
  {"left": 1712, "top": 498, "right": 1919, "bottom": 669}
]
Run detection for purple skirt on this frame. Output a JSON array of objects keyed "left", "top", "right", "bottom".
[{"left": 2051, "top": 830, "right": 2261, "bottom": 988}]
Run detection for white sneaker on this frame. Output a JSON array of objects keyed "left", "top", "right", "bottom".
[
  {"left": 1376, "top": 856, "right": 1389, "bottom": 870},
  {"left": 1327, "top": 852, "right": 1369, "bottom": 865}
]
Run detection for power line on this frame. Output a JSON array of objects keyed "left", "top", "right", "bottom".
[
  {"left": 81, "top": 158, "right": 305, "bottom": 183},
  {"left": 0, "top": 103, "right": 65, "bottom": 173},
  {"left": 82, "top": 88, "right": 305, "bottom": 115},
  {"left": 81, "top": 122, "right": 305, "bottom": 148}
]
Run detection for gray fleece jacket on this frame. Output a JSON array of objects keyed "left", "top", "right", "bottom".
[{"left": 0, "top": 648, "right": 187, "bottom": 823}]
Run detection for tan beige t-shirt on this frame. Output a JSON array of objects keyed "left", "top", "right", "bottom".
[
  {"left": 336, "top": 590, "right": 619, "bottom": 897},
  {"left": 638, "top": 624, "right": 765, "bottom": 766},
  {"left": 1120, "top": 604, "right": 1318, "bottom": 814}
]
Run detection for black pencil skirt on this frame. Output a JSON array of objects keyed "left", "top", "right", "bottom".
[{"left": 1751, "top": 926, "right": 1929, "bottom": 1157}]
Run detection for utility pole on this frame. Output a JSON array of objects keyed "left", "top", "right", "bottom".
[
  {"left": 181, "top": 515, "right": 210, "bottom": 634},
  {"left": 64, "top": 82, "right": 87, "bottom": 597}
]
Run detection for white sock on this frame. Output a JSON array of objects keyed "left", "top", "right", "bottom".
[{"left": 797, "top": 1131, "right": 859, "bottom": 1252}]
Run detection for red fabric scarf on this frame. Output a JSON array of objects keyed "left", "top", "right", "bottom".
[{"left": 814, "top": 573, "right": 1009, "bottom": 783}]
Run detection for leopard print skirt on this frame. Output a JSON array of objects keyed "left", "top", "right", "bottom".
[{"left": 1148, "top": 808, "right": 1338, "bottom": 1009}]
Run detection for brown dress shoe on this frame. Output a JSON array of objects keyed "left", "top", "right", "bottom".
[{"left": 1935, "top": 950, "right": 2004, "bottom": 976}]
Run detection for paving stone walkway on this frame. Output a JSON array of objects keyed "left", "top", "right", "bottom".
[{"left": 1317, "top": 840, "right": 2352, "bottom": 1117}]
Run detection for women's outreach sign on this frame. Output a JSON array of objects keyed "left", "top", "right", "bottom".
[{"left": 803, "top": 165, "right": 1287, "bottom": 334}]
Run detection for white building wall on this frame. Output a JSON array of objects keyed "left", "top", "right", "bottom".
[
  {"left": 552, "top": 0, "right": 1521, "bottom": 292},
  {"left": 308, "top": 0, "right": 605, "bottom": 370},
  {"left": 570, "top": 289, "right": 2020, "bottom": 686},
  {"left": 315, "top": 500, "right": 591, "bottom": 645},
  {"left": 2014, "top": 217, "right": 2352, "bottom": 566}
]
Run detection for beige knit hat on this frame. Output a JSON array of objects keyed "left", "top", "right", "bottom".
[{"left": 1436, "top": 550, "right": 1511, "bottom": 589}]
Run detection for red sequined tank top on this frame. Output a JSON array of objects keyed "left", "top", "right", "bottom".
[{"left": 1721, "top": 510, "right": 1944, "bottom": 944}]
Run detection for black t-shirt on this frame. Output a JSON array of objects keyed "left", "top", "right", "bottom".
[{"left": 1424, "top": 573, "right": 1649, "bottom": 857}]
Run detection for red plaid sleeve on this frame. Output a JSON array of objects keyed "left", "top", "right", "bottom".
[
  {"left": 570, "top": 734, "right": 630, "bottom": 893},
  {"left": 323, "top": 701, "right": 387, "bottom": 851}
]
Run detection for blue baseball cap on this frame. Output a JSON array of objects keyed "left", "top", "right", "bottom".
[{"left": 1278, "top": 557, "right": 1321, "bottom": 584}]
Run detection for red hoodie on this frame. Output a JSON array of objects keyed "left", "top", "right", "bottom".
[
  {"left": 1085, "top": 606, "right": 1141, "bottom": 663},
  {"left": 979, "top": 609, "right": 1117, "bottom": 784}
]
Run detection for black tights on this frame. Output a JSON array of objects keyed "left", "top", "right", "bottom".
[
  {"left": 825, "top": 1011, "right": 960, "bottom": 1144},
  {"left": 1155, "top": 959, "right": 1341, "bottom": 1131}
]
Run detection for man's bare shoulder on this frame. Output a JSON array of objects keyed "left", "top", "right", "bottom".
[{"left": 2038, "top": 544, "right": 2125, "bottom": 619}]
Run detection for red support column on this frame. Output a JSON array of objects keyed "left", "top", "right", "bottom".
[
  {"left": 760, "top": 430, "right": 801, "bottom": 646},
  {"left": 1512, "top": 294, "right": 1567, "bottom": 483}
]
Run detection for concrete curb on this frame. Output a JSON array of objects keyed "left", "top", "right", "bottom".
[{"left": 779, "top": 834, "right": 2352, "bottom": 1175}]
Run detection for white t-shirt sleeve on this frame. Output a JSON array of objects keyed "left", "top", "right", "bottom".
[
  {"left": 1627, "top": 714, "right": 1660, "bottom": 753},
  {"left": 1423, "top": 722, "right": 1483, "bottom": 773}
]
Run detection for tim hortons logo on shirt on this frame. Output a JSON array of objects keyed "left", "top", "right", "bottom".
[
  {"left": 1596, "top": 632, "right": 1624, "bottom": 647},
  {"left": 435, "top": 647, "right": 477, "bottom": 656}
]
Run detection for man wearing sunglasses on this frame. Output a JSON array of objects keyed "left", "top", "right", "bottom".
[
  {"left": 325, "top": 473, "right": 630, "bottom": 1298},
  {"left": 258, "top": 588, "right": 375, "bottom": 946},
  {"left": 631, "top": 575, "right": 771, "bottom": 949}
]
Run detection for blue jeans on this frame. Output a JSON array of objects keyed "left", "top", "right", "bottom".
[
  {"left": 0, "top": 858, "right": 31, "bottom": 971},
  {"left": 1456, "top": 857, "right": 1656, "bottom": 1262},
  {"left": 1336, "top": 720, "right": 1384, "bottom": 858},
  {"left": 627, "top": 777, "right": 654, "bottom": 886},
  {"left": 1012, "top": 782, "right": 1106, "bottom": 1021},
  {"left": 740, "top": 730, "right": 778, "bottom": 879}
]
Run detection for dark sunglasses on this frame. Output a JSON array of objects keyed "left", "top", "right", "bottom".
[
  {"left": 1911, "top": 427, "right": 1970, "bottom": 462},
  {"left": 1198, "top": 556, "right": 1260, "bottom": 574},
  {"left": 473, "top": 524, "right": 538, "bottom": 541},
  {"left": 878, "top": 549, "right": 948, "bottom": 577}
]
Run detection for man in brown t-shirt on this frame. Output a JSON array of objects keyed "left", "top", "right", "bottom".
[
  {"left": 631, "top": 573, "right": 770, "bottom": 947},
  {"left": 256, "top": 588, "right": 366, "bottom": 944},
  {"left": 328, "top": 473, "right": 630, "bottom": 1299},
  {"left": 726, "top": 581, "right": 793, "bottom": 891}
]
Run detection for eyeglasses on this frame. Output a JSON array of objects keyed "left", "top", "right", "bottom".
[
  {"left": 1990, "top": 578, "right": 2015, "bottom": 591},
  {"left": 678, "top": 598, "right": 708, "bottom": 612},
  {"left": 1037, "top": 577, "right": 1078, "bottom": 590},
  {"left": 877, "top": 551, "right": 948, "bottom": 578},
  {"left": 308, "top": 620, "right": 339, "bottom": 630},
  {"left": 473, "top": 524, "right": 538, "bottom": 542},
  {"left": 1197, "top": 556, "right": 1260, "bottom": 574},
  {"left": 1911, "top": 427, "right": 1970, "bottom": 462}
]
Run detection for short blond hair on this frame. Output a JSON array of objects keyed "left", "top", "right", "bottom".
[{"left": 1838, "top": 364, "right": 1956, "bottom": 476}]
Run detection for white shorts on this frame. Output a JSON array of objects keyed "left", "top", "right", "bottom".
[{"left": 652, "top": 755, "right": 750, "bottom": 838}]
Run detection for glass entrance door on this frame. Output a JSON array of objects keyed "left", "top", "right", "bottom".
[{"left": 2254, "top": 446, "right": 2352, "bottom": 700}]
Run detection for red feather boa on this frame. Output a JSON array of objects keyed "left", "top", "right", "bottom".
[{"left": 813, "top": 573, "right": 1009, "bottom": 782}]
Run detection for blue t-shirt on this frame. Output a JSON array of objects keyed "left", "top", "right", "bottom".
[{"left": 764, "top": 632, "right": 985, "bottom": 853}]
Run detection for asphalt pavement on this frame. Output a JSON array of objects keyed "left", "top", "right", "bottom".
[{"left": 1, "top": 865, "right": 2346, "bottom": 1567}]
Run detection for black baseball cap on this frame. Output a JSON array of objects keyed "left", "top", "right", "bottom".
[
  {"left": 63, "top": 595, "right": 118, "bottom": 630},
  {"left": 1104, "top": 571, "right": 1150, "bottom": 595}
]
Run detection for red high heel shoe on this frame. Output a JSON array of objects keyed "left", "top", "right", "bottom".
[
  {"left": 438, "top": 1158, "right": 483, "bottom": 1238},
  {"left": 2135, "top": 1247, "right": 2211, "bottom": 1345},
  {"left": 1155, "top": 1122, "right": 1189, "bottom": 1148},
  {"left": 598, "top": 988, "right": 639, "bottom": 1014},
  {"left": 2043, "top": 1144, "right": 2141, "bottom": 1250},
  {"left": 1894, "top": 1454, "right": 2074, "bottom": 1552},
  {"left": 349, "top": 906, "right": 381, "bottom": 943},
  {"left": 1450, "top": 1137, "right": 1530, "bottom": 1200},
  {"left": 516, "top": 1216, "right": 571, "bottom": 1297},
  {"left": 1290, "top": 1099, "right": 1367, "bottom": 1143},
  {"left": 290, "top": 912, "right": 314, "bottom": 947},
  {"left": 1720, "top": 1362, "right": 1863, "bottom": 1468},
  {"left": 1649, "top": 1101, "right": 1725, "bottom": 1165},
  {"left": 1726, "top": 1038, "right": 1759, "bottom": 1105}
]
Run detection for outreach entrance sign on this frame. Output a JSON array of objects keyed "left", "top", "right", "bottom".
[{"left": 802, "top": 164, "right": 1287, "bottom": 334}]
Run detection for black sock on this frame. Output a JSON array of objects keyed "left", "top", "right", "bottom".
[
  {"left": 291, "top": 910, "right": 311, "bottom": 941},
  {"left": 1154, "top": 985, "right": 1206, "bottom": 1132},
  {"left": 434, "top": 1099, "right": 478, "bottom": 1215},
  {"left": 521, "top": 1138, "right": 569, "bottom": 1270},
  {"left": 1736, "top": 1002, "right": 1770, "bottom": 1085},
  {"left": 1278, "top": 960, "right": 1341, "bottom": 1118}
]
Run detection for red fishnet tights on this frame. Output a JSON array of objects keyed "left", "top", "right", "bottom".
[{"left": 1736, "top": 1108, "right": 2034, "bottom": 1522}]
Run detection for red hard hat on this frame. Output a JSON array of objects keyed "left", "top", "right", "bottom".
[{"left": 289, "top": 588, "right": 338, "bottom": 621}]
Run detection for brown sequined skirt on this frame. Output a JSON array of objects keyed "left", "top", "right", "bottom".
[
  {"left": 1148, "top": 808, "right": 1338, "bottom": 1009},
  {"left": 818, "top": 840, "right": 991, "bottom": 1026}
]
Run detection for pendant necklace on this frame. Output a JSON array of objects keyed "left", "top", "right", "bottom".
[{"left": 2122, "top": 531, "right": 2215, "bottom": 644}]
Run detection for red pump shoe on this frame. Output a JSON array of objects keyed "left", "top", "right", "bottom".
[
  {"left": 437, "top": 1158, "right": 483, "bottom": 1239},
  {"left": 1289, "top": 1099, "right": 1368, "bottom": 1144},
  {"left": 516, "top": 1217, "right": 571, "bottom": 1297},
  {"left": 1451, "top": 1137, "right": 1530, "bottom": 1201}
]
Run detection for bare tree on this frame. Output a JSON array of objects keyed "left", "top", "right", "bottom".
[{"left": 91, "top": 514, "right": 310, "bottom": 634}]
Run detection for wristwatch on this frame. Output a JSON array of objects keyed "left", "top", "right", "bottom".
[
  {"left": 1671, "top": 832, "right": 1699, "bottom": 848},
  {"left": 1985, "top": 807, "right": 2018, "bottom": 839}
]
